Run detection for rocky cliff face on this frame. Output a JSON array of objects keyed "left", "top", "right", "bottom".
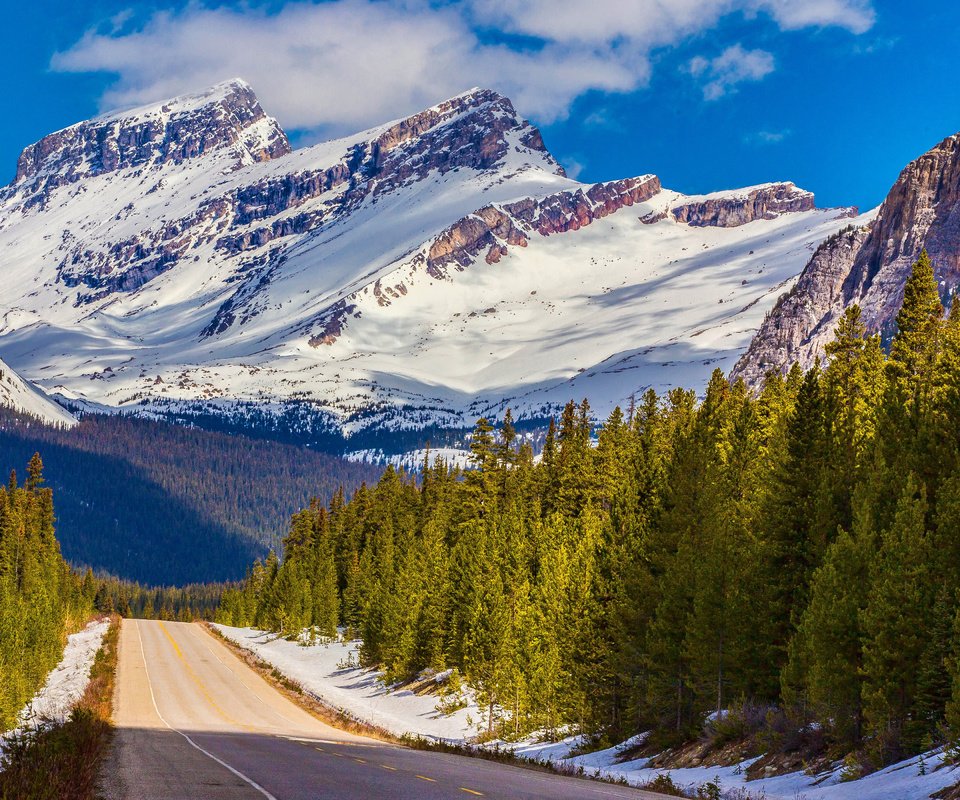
[
  {"left": 423, "top": 175, "right": 662, "bottom": 278},
  {"left": 12, "top": 80, "right": 290, "bottom": 203},
  {"left": 733, "top": 133, "right": 960, "bottom": 386},
  {"left": 732, "top": 224, "right": 869, "bottom": 386},
  {"left": 671, "top": 183, "right": 818, "bottom": 227}
]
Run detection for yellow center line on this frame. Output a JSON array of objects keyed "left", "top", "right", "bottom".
[
  {"left": 157, "top": 621, "right": 257, "bottom": 733},
  {"left": 353, "top": 758, "right": 367, "bottom": 764},
  {"left": 460, "top": 789, "right": 484, "bottom": 797},
  {"left": 315, "top": 747, "right": 325, "bottom": 752},
  {"left": 416, "top": 775, "right": 437, "bottom": 782},
  {"left": 380, "top": 765, "right": 398, "bottom": 771}
]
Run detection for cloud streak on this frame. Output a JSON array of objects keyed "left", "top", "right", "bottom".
[
  {"left": 689, "top": 44, "right": 776, "bottom": 100},
  {"left": 52, "top": 0, "right": 875, "bottom": 138}
]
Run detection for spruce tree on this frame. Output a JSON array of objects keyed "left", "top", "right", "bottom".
[{"left": 861, "top": 477, "right": 934, "bottom": 760}]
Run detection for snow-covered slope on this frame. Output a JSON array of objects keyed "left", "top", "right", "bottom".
[
  {"left": 0, "top": 357, "right": 76, "bottom": 427},
  {"left": 0, "top": 79, "right": 861, "bottom": 446}
]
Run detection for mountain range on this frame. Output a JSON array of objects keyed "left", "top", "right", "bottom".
[{"left": 2, "top": 78, "right": 955, "bottom": 452}]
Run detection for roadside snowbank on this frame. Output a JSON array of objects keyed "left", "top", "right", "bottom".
[
  {"left": 526, "top": 736, "right": 960, "bottom": 800},
  {"left": 213, "top": 625, "right": 960, "bottom": 799},
  {"left": 3, "top": 617, "right": 109, "bottom": 743},
  {"left": 213, "top": 625, "right": 479, "bottom": 741}
]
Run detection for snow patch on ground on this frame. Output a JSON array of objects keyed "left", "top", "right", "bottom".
[
  {"left": 215, "top": 624, "right": 960, "bottom": 799},
  {"left": 344, "top": 447, "right": 474, "bottom": 471},
  {"left": 214, "top": 625, "right": 480, "bottom": 741},
  {"left": 527, "top": 738, "right": 960, "bottom": 800},
  {"left": 2, "top": 618, "right": 109, "bottom": 745},
  {"left": 0, "top": 356, "right": 76, "bottom": 428}
]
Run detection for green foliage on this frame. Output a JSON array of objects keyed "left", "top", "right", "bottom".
[
  {"left": 224, "top": 251, "right": 960, "bottom": 763},
  {"left": 0, "top": 455, "right": 93, "bottom": 730}
]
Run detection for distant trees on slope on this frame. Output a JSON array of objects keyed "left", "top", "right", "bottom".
[
  {"left": 0, "top": 414, "right": 380, "bottom": 584},
  {"left": 0, "top": 455, "right": 93, "bottom": 730},
  {"left": 221, "top": 251, "right": 960, "bottom": 765}
]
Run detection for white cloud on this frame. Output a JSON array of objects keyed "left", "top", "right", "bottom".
[
  {"left": 583, "top": 109, "right": 623, "bottom": 131},
  {"left": 51, "top": 0, "right": 874, "bottom": 137},
  {"left": 757, "top": 0, "right": 875, "bottom": 33},
  {"left": 688, "top": 44, "right": 775, "bottom": 100},
  {"left": 562, "top": 157, "right": 586, "bottom": 179},
  {"left": 746, "top": 129, "right": 792, "bottom": 144},
  {"left": 469, "top": 0, "right": 874, "bottom": 45}
]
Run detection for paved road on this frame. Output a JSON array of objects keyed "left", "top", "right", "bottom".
[{"left": 105, "top": 619, "right": 667, "bottom": 800}]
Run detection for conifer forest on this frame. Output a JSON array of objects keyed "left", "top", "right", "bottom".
[
  {"left": 0, "top": 456, "right": 94, "bottom": 729},
  {"left": 219, "top": 252, "right": 960, "bottom": 766}
]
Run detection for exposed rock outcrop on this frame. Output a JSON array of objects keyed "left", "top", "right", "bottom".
[
  {"left": 423, "top": 175, "right": 662, "bottom": 278},
  {"left": 733, "top": 132, "right": 960, "bottom": 385},
  {"left": 672, "top": 183, "right": 817, "bottom": 227},
  {"left": 732, "top": 224, "right": 869, "bottom": 386},
  {"left": 216, "top": 89, "right": 560, "bottom": 256},
  {"left": 13, "top": 80, "right": 290, "bottom": 200},
  {"left": 44, "top": 86, "right": 562, "bottom": 311}
]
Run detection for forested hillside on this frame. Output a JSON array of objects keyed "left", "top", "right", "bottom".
[
  {"left": 0, "top": 414, "right": 380, "bottom": 584},
  {"left": 221, "top": 251, "right": 960, "bottom": 767},
  {"left": 0, "top": 455, "right": 93, "bottom": 729}
]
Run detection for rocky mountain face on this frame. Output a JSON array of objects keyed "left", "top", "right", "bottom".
[
  {"left": 12, "top": 81, "right": 290, "bottom": 203},
  {"left": 733, "top": 132, "right": 960, "bottom": 386},
  {"left": 0, "top": 80, "right": 856, "bottom": 451},
  {"left": 671, "top": 183, "right": 819, "bottom": 227}
]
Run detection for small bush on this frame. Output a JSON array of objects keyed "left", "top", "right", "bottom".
[
  {"left": 641, "top": 773, "right": 687, "bottom": 797},
  {"left": 696, "top": 777, "right": 722, "bottom": 800},
  {"left": 838, "top": 753, "right": 863, "bottom": 782}
]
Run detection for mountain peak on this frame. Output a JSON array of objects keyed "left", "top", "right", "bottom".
[
  {"left": 368, "top": 86, "right": 563, "bottom": 178},
  {"left": 12, "top": 78, "right": 290, "bottom": 196}
]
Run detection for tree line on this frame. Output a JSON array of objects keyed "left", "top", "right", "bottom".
[
  {"left": 0, "top": 455, "right": 93, "bottom": 730},
  {"left": 91, "top": 576, "right": 231, "bottom": 621},
  {"left": 219, "top": 251, "right": 960, "bottom": 765}
]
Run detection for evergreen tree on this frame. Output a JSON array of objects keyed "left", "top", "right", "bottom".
[{"left": 860, "top": 477, "right": 934, "bottom": 760}]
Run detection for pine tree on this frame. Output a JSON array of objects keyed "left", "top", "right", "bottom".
[
  {"left": 861, "top": 476, "right": 934, "bottom": 760},
  {"left": 787, "top": 524, "right": 871, "bottom": 746}
]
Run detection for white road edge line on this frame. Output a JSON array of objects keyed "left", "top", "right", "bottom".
[{"left": 133, "top": 619, "right": 279, "bottom": 800}]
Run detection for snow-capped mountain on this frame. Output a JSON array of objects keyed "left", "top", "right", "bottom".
[
  {"left": 0, "top": 358, "right": 76, "bottom": 427},
  {"left": 0, "top": 79, "right": 858, "bottom": 446}
]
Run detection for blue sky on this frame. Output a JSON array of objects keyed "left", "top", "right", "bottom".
[{"left": 3, "top": 1, "right": 958, "bottom": 209}]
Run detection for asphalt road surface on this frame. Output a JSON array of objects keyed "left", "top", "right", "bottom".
[{"left": 103, "top": 619, "right": 669, "bottom": 799}]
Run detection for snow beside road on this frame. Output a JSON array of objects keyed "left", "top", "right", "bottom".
[
  {"left": 213, "top": 625, "right": 479, "bottom": 741},
  {"left": 532, "top": 736, "right": 960, "bottom": 800},
  {"left": 2, "top": 617, "right": 109, "bottom": 744},
  {"left": 215, "top": 624, "right": 960, "bottom": 799}
]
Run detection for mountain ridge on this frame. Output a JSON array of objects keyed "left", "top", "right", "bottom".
[{"left": 0, "top": 80, "right": 859, "bottom": 449}]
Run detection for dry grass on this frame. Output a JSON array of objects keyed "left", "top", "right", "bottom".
[{"left": 0, "top": 615, "right": 119, "bottom": 800}]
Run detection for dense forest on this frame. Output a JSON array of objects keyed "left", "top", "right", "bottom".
[
  {"left": 0, "top": 413, "right": 379, "bottom": 583},
  {"left": 92, "top": 576, "right": 231, "bottom": 621},
  {"left": 220, "top": 251, "right": 960, "bottom": 767},
  {"left": 0, "top": 455, "right": 94, "bottom": 730}
]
